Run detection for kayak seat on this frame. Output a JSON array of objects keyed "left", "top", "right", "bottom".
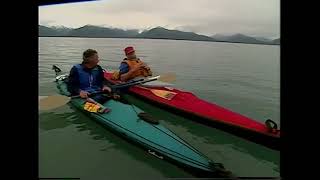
[{"left": 138, "top": 112, "right": 159, "bottom": 124}]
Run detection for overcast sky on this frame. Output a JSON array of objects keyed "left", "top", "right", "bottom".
[{"left": 39, "top": 0, "right": 280, "bottom": 38}]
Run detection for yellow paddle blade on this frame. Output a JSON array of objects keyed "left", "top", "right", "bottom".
[
  {"left": 157, "top": 73, "right": 176, "bottom": 83},
  {"left": 150, "top": 89, "right": 177, "bottom": 100},
  {"left": 39, "top": 95, "right": 71, "bottom": 111}
]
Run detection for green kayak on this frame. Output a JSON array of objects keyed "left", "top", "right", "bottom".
[{"left": 54, "top": 72, "right": 234, "bottom": 178}]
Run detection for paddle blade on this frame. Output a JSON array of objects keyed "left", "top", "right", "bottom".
[
  {"left": 39, "top": 96, "right": 48, "bottom": 100},
  {"left": 157, "top": 73, "right": 176, "bottom": 83},
  {"left": 39, "top": 95, "right": 71, "bottom": 111}
]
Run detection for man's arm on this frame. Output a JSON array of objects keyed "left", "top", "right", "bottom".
[
  {"left": 67, "top": 66, "right": 81, "bottom": 95},
  {"left": 119, "top": 62, "right": 142, "bottom": 82},
  {"left": 97, "top": 66, "right": 105, "bottom": 89},
  {"left": 98, "top": 66, "right": 113, "bottom": 93}
]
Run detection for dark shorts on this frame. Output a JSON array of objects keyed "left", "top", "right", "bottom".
[{"left": 91, "top": 94, "right": 111, "bottom": 104}]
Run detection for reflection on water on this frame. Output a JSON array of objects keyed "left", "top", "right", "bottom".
[{"left": 39, "top": 103, "right": 193, "bottom": 179}]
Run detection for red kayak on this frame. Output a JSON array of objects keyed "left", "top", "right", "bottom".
[{"left": 104, "top": 72, "right": 280, "bottom": 150}]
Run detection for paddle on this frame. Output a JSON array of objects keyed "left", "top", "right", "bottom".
[
  {"left": 110, "top": 72, "right": 176, "bottom": 83},
  {"left": 155, "top": 72, "right": 176, "bottom": 83},
  {"left": 132, "top": 73, "right": 176, "bottom": 83},
  {"left": 39, "top": 91, "right": 105, "bottom": 111},
  {"left": 110, "top": 75, "right": 160, "bottom": 89},
  {"left": 101, "top": 59, "right": 176, "bottom": 83},
  {"left": 39, "top": 75, "right": 160, "bottom": 111}
]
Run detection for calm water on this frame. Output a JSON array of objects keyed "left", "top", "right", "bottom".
[{"left": 39, "top": 37, "right": 280, "bottom": 179}]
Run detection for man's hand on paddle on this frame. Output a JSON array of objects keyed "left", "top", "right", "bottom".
[
  {"left": 132, "top": 62, "right": 150, "bottom": 72},
  {"left": 80, "top": 90, "right": 90, "bottom": 99},
  {"left": 140, "top": 62, "right": 150, "bottom": 70},
  {"left": 102, "top": 86, "right": 112, "bottom": 93}
]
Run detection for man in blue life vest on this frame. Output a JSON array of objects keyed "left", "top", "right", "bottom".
[{"left": 67, "top": 49, "right": 113, "bottom": 104}]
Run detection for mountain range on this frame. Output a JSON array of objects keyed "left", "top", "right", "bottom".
[{"left": 39, "top": 25, "right": 280, "bottom": 45}]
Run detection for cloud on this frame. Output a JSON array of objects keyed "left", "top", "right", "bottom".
[
  {"left": 39, "top": 19, "right": 56, "bottom": 26},
  {"left": 39, "top": 0, "right": 280, "bottom": 38}
]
